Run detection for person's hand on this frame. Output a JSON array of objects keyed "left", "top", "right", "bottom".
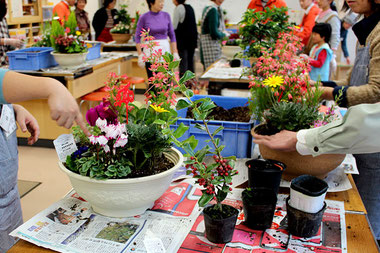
[
  {"left": 173, "top": 52, "right": 180, "bottom": 61},
  {"left": 223, "top": 31, "right": 231, "bottom": 38},
  {"left": 13, "top": 104, "right": 40, "bottom": 145},
  {"left": 253, "top": 130, "right": 298, "bottom": 152},
  {"left": 47, "top": 81, "right": 90, "bottom": 136},
  {"left": 309, "top": 79, "right": 317, "bottom": 86},
  {"left": 3, "top": 38, "right": 24, "bottom": 48},
  {"left": 137, "top": 54, "right": 145, "bottom": 68},
  {"left": 300, "top": 53, "right": 309, "bottom": 60}
]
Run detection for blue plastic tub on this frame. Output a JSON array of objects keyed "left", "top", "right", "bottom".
[
  {"left": 171, "top": 95, "right": 254, "bottom": 158},
  {"left": 7, "top": 47, "right": 57, "bottom": 70},
  {"left": 86, "top": 42, "right": 101, "bottom": 60}
]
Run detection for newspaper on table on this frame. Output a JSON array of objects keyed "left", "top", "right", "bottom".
[
  {"left": 11, "top": 180, "right": 203, "bottom": 253},
  {"left": 178, "top": 190, "right": 347, "bottom": 253}
]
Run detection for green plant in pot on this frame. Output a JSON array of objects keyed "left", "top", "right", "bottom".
[
  {"left": 139, "top": 29, "right": 240, "bottom": 243},
  {"left": 237, "top": 7, "right": 290, "bottom": 63},
  {"left": 110, "top": 5, "right": 133, "bottom": 43},
  {"left": 50, "top": 12, "right": 88, "bottom": 67},
  {"left": 249, "top": 30, "right": 345, "bottom": 180}
]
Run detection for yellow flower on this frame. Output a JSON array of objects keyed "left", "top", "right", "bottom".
[
  {"left": 150, "top": 104, "right": 169, "bottom": 113},
  {"left": 294, "top": 25, "right": 301, "bottom": 30},
  {"left": 263, "top": 76, "right": 284, "bottom": 88},
  {"left": 76, "top": 31, "right": 81, "bottom": 36}
]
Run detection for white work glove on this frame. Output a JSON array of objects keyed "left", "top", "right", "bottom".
[
  {"left": 137, "top": 54, "right": 145, "bottom": 68},
  {"left": 173, "top": 52, "right": 180, "bottom": 61},
  {"left": 223, "top": 31, "right": 231, "bottom": 38},
  {"left": 3, "top": 38, "right": 24, "bottom": 48}
]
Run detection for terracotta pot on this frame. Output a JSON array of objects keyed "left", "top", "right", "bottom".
[
  {"left": 251, "top": 127, "right": 345, "bottom": 180},
  {"left": 110, "top": 33, "right": 132, "bottom": 44}
]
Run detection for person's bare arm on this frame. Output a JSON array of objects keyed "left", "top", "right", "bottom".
[{"left": 2, "top": 71, "right": 89, "bottom": 136}]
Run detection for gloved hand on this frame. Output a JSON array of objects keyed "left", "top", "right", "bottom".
[
  {"left": 137, "top": 54, "right": 145, "bottom": 68},
  {"left": 173, "top": 52, "right": 180, "bottom": 61},
  {"left": 223, "top": 31, "right": 231, "bottom": 38},
  {"left": 3, "top": 38, "right": 24, "bottom": 48}
]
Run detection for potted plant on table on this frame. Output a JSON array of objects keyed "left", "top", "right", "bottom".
[
  {"left": 237, "top": 7, "right": 289, "bottom": 66},
  {"left": 50, "top": 12, "right": 88, "bottom": 67},
  {"left": 249, "top": 30, "right": 345, "bottom": 180},
  {"left": 222, "top": 33, "right": 242, "bottom": 59},
  {"left": 61, "top": 30, "right": 240, "bottom": 242},
  {"left": 110, "top": 5, "right": 133, "bottom": 44}
]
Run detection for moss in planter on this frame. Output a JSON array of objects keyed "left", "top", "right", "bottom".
[{"left": 203, "top": 204, "right": 238, "bottom": 220}]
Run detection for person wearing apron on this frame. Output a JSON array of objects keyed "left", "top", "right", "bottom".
[
  {"left": 92, "top": 0, "right": 118, "bottom": 43},
  {"left": 0, "top": 69, "right": 90, "bottom": 251},
  {"left": 199, "top": 0, "right": 227, "bottom": 70},
  {"left": 135, "top": 0, "right": 179, "bottom": 90},
  {"left": 319, "top": 1, "right": 380, "bottom": 240}
]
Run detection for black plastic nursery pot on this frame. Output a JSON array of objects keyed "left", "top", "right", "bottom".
[
  {"left": 290, "top": 175, "right": 328, "bottom": 197},
  {"left": 246, "top": 159, "right": 286, "bottom": 195},
  {"left": 242, "top": 188, "right": 277, "bottom": 230},
  {"left": 286, "top": 197, "right": 327, "bottom": 238},
  {"left": 203, "top": 204, "right": 239, "bottom": 244}
]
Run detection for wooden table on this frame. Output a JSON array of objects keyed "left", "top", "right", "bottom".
[
  {"left": 200, "top": 59, "right": 251, "bottom": 95},
  {"left": 9, "top": 175, "right": 378, "bottom": 252},
  {"left": 12, "top": 52, "right": 134, "bottom": 143}
]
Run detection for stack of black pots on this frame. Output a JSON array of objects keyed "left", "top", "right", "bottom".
[{"left": 242, "top": 159, "right": 285, "bottom": 230}]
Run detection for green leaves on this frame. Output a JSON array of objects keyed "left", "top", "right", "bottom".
[
  {"left": 176, "top": 99, "right": 191, "bottom": 110},
  {"left": 173, "top": 123, "right": 189, "bottom": 139},
  {"left": 198, "top": 192, "right": 213, "bottom": 207}
]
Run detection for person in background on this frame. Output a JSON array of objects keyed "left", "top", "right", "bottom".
[
  {"left": 315, "top": 0, "right": 341, "bottom": 76},
  {"left": 75, "top": 0, "right": 91, "bottom": 40},
  {"left": 340, "top": 10, "right": 357, "bottom": 64},
  {"left": 306, "top": 23, "right": 333, "bottom": 81},
  {"left": 296, "top": 0, "right": 321, "bottom": 47},
  {"left": 247, "top": 0, "right": 287, "bottom": 12},
  {"left": 0, "top": 0, "right": 23, "bottom": 66},
  {"left": 172, "top": 0, "right": 197, "bottom": 77},
  {"left": 93, "top": 0, "right": 118, "bottom": 43},
  {"left": 53, "top": 0, "right": 76, "bottom": 21},
  {"left": 135, "top": 0, "right": 179, "bottom": 80},
  {"left": 0, "top": 69, "right": 89, "bottom": 252},
  {"left": 316, "top": 0, "right": 380, "bottom": 242},
  {"left": 199, "top": 0, "right": 228, "bottom": 70}
]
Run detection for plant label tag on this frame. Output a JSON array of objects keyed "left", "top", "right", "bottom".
[
  {"left": 54, "top": 134, "right": 78, "bottom": 162},
  {"left": 143, "top": 231, "right": 166, "bottom": 253},
  {"left": 0, "top": 105, "right": 17, "bottom": 137}
]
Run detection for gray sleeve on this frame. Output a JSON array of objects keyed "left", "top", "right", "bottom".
[
  {"left": 304, "top": 104, "right": 380, "bottom": 156},
  {"left": 173, "top": 4, "right": 185, "bottom": 30},
  {"left": 328, "top": 16, "right": 341, "bottom": 50}
]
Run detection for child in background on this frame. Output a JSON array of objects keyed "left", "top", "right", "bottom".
[{"left": 307, "top": 23, "right": 333, "bottom": 81}]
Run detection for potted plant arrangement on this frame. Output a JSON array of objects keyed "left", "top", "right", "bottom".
[
  {"left": 50, "top": 12, "right": 88, "bottom": 67},
  {"left": 61, "top": 30, "right": 240, "bottom": 246},
  {"left": 237, "top": 7, "right": 289, "bottom": 65},
  {"left": 110, "top": 5, "right": 133, "bottom": 44},
  {"left": 249, "top": 30, "right": 345, "bottom": 180}
]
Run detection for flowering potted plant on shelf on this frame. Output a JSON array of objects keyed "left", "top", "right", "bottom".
[
  {"left": 50, "top": 12, "right": 88, "bottom": 67},
  {"left": 110, "top": 5, "right": 133, "bottom": 44},
  {"left": 249, "top": 30, "right": 345, "bottom": 179},
  {"left": 60, "top": 30, "right": 240, "bottom": 238},
  {"left": 237, "top": 7, "right": 289, "bottom": 65}
]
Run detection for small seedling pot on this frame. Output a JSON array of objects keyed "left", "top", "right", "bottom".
[
  {"left": 203, "top": 204, "right": 239, "bottom": 244},
  {"left": 286, "top": 197, "right": 326, "bottom": 238},
  {"left": 289, "top": 175, "right": 328, "bottom": 213},
  {"left": 246, "top": 159, "right": 286, "bottom": 195},
  {"left": 242, "top": 188, "right": 277, "bottom": 230}
]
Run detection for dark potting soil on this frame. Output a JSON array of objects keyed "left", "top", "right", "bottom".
[
  {"left": 186, "top": 105, "right": 251, "bottom": 122},
  {"left": 127, "top": 155, "right": 174, "bottom": 178},
  {"left": 253, "top": 123, "right": 280, "bottom": 136},
  {"left": 203, "top": 204, "right": 238, "bottom": 220}
]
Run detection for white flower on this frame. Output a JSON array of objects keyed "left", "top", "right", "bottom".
[
  {"left": 104, "top": 123, "right": 126, "bottom": 139},
  {"left": 103, "top": 144, "right": 110, "bottom": 153},
  {"left": 114, "top": 133, "right": 128, "bottom": 148},
  {"left": 96, "top": 118, "right": 107, "bottom": 131},
  {"left": 96, "top": 136, "right": 108, "bottom": 146}
]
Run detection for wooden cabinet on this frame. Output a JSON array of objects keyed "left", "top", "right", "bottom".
[{"left": 7, "top": 0, "right": 43, "bottom": 46}]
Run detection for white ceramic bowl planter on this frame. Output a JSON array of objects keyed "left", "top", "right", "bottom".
[
  {"left": 51, "top": 52, "right": 88, "bottom": 67},
  {"left": 59, "top": 147, "right": 184, "bottom": 217}
]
